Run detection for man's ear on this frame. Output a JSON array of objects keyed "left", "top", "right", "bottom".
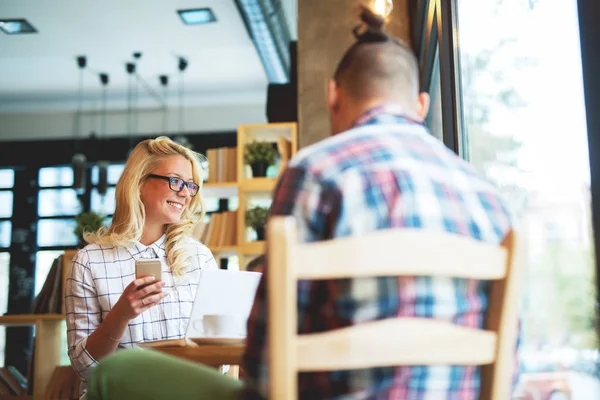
[
  {"left": 327, "top": 79, "right": 340, "bottom": 113},
  {"left": 415, "top": 92, "right": 431, "bottom": 120}
]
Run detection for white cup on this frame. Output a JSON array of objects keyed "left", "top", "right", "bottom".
[{"left": 202, "top": 315, "right": 245, "bottom": 337}]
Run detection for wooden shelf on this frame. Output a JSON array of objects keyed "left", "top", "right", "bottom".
[
  {"left": 0, "top": 314, "right": 64, "bottom": 326},
  {"left": 238, "top": 241, "right": 266, "bottom": 255},
  {"left": 236, "top": 122, "right": 297, "bottom": 246},
  {"left": 211, "top": 245, "right": 237, "bottom": 252},
  {"left": 207, "top": 243, "right": 267, "bottom": 257},
  {"left": 240, "top": 178, "right": 277, "bottom": 192}
]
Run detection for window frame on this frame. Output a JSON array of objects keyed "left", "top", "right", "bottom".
[
  {"left": 0, "top": 168, "right": 15, "bottom": 251},
  {"left": 411, "top": 0, "right": 465, "bottom": 155},
  {"left": 437, "top": 0, "right": 465, "bottom": 157},
  {"left": 36, "top": 165, "right": 81, "bottom": 251},
  {"left": 577, "top": 0, "right": 600, "bottom": 313}
]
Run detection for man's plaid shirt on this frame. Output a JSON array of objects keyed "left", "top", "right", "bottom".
[{"left": 243, "top": 105, "right": 512, "bottom": 400}]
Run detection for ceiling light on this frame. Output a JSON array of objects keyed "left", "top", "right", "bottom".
[
  {"left": 177, "top": 8, "right": 217, "bottom": 25},
  {"left": 235, "top": 0, "right": 290, "bottom": 84},
  {"left": 0, "top": 18, "right": 37, "bottom": 35},
  {"left": 372, "top": 0, "right": 393, "bottom": 18}
]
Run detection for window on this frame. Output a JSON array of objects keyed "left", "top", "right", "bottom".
[
  {"left": 38, "top": 189, "right": 80, "bottom": 217},
  {"left": 91, "top": 164, "right": 124, "bottom": 186},
  {"left": 90, "top": 163, "right": 124, "bottom": 216},
  {"left": 0, "top": 169, "right": 13, "bottom": 367},
  {"left": 91, "top": 187, "right": 116, "bottom": 215},
  {"left": 36, "top": 164, "right": 79, "bottom": 290},
  {"left": 35, "top": 165, "right": 80, "bottom": 323},
  {"left": 39, "top": 166, "right": 73, "bottom": 187},
  {"left": 0, "top": 192, "right": 13, "bottom": 219},
  {"left": 0, "top": 221, "right": 11, "bottom": 248},
  {"left": 0, "top": 170, "right": 14, "bottom": 188},
  {"left": 37, "top": 219, "right": 78, "bottom": 247},
  {"left": 456, "top": 0, "right": 599, "bottom": 397}
]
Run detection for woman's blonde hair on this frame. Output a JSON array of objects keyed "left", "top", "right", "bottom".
[{"left": 84, "top": 136, "right": 205, "bottom": 276}]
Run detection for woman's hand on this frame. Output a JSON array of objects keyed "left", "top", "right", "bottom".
[{"left": 114, "top": 276, "right": 169, "bottom": 321}]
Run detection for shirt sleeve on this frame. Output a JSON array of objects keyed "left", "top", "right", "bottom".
[
  {"left": 64, "top": 249, "right": 101, "bottom": 381},
  {"left": 202, "top": 248, "right": 218, "bottom": 270},
  {"left": 242, "top": 166, "right": 340, "bottom": 398},
  {"left": 196, "top": 241, "right": 218, "bottom": 270}
]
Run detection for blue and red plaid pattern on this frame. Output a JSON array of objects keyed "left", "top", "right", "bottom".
[{"left": 243, "top": 105, "right": 513, "bottom": 400}]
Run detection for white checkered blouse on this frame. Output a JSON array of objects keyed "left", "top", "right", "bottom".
[{"left": 65, "top": 234, "right": 217, "bottom": 395}]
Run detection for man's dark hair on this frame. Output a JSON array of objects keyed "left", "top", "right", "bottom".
[
  {"left": 333, "top": 7, "right": 420, "bottom": 103},
  {"left": 246, "top": 255, "right": 265, "bottom": 272}
]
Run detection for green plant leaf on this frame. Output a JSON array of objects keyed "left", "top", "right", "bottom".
[
  {"left": 244, "top": 140, "right": 277, "bottom": 165},
  {"left": 74, "top": 211, "right": 105, "bottom": 240},
  {"left": 245, "top": 206, "right": 269, "bottom": 230}
]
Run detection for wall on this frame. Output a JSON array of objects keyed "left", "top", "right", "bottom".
[
  {"left": 0, "top": 102, "right": 267, "bottom": 142},
  {"left": 297, "top": 0, "right": 411, "bottom": 148}
]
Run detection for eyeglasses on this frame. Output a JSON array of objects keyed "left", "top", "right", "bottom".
[{"left": 147, "top": 174, "right": 200, "bottom": 197}]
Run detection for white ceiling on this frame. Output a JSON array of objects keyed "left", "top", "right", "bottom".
[{"left": 0, "top": 0, "right": 273, "bottom": 113}]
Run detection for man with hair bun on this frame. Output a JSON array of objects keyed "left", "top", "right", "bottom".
[{"left": 87, "top": 5, "right": 513, "bottom": 400}]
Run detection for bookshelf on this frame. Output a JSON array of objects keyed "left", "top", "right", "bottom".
[
  {"left": 0, "top": 249, "right": 75, "bottom": 400},
  {"left": 197, "top": 122, "right": 297, "bottom": 270},
  {"left": 236, "top": 122, "right": 297, "bottom": 270}
]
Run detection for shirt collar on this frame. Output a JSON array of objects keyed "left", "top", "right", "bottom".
[
  {"left": 352, "top": 103, "right": 424, "bottom": 128},
  {"left": 125, "top": 233, "right": 167, "bottom": 259}
]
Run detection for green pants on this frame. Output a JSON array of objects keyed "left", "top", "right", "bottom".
[{"left": 87, "top": 349, "right": 245, "bottom": 400}]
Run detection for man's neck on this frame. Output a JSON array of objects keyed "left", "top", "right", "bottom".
[
  {"left": 338, "top": 100, "right": 417, "bottom": 134},
  {"left": 343, "top": 99, "right": 388, "bottom": 131}
]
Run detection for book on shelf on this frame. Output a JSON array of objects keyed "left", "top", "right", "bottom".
[
  {"left": 31, "top": 254, "right": 63, "bottom": 315},
  {"left": 205, "top": 147, "right": 237, "bottom": 183},
  {"left": 0, "top": 367, "right": 27, "bottom": 396},
  {"left": 193, "top": 211, "right": 237, "bottom": 248}
]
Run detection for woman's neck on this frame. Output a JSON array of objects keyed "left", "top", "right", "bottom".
[{"left": 140, "top": 225, "right": 165, "bottom": 246}]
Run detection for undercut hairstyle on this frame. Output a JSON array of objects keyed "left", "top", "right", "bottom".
[{"left": 333, "top": 7, "right": 420, "bottom": 104}]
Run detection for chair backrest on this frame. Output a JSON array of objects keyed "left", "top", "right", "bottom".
[{"left": 267, "top": 216, "right": 524, "bottom": 400}]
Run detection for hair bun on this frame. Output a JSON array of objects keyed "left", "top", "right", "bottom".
[
  {"left": 360, "top": 6, "right": 385, "bottom": 30},
  {"left": 353, "top": 5, "right": 388, "bottom": 43}
]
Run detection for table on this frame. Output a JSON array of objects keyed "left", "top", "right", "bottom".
[{"left": 145, "top": 340, "right": 245, "bottom": 379}]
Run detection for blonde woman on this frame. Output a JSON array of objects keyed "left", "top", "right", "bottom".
[{"left": 65, "top": 136, "right": 217, "bottom": 397}]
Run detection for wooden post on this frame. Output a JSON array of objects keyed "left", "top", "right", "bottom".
[{"left": 33, "top": 319, "right": 63, "bottom": 400}]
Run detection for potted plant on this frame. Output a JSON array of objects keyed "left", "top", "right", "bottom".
[
  {"left": 245, "top": 206, "right": 269, "bottom": 241},
  {"left": 244, "top": 140, "right": 277, "bottom": 178},
  {"left": 74, "top": 211, "right": 105, "bottom": 247}
]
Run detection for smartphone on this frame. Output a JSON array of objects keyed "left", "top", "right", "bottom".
[{"left": 135, "top": 259, "right": 162, "bottom": 292}]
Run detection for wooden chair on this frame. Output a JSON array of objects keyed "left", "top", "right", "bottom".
[{"left": 267, "top": 216, "right": 524, "bottom": 400}]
